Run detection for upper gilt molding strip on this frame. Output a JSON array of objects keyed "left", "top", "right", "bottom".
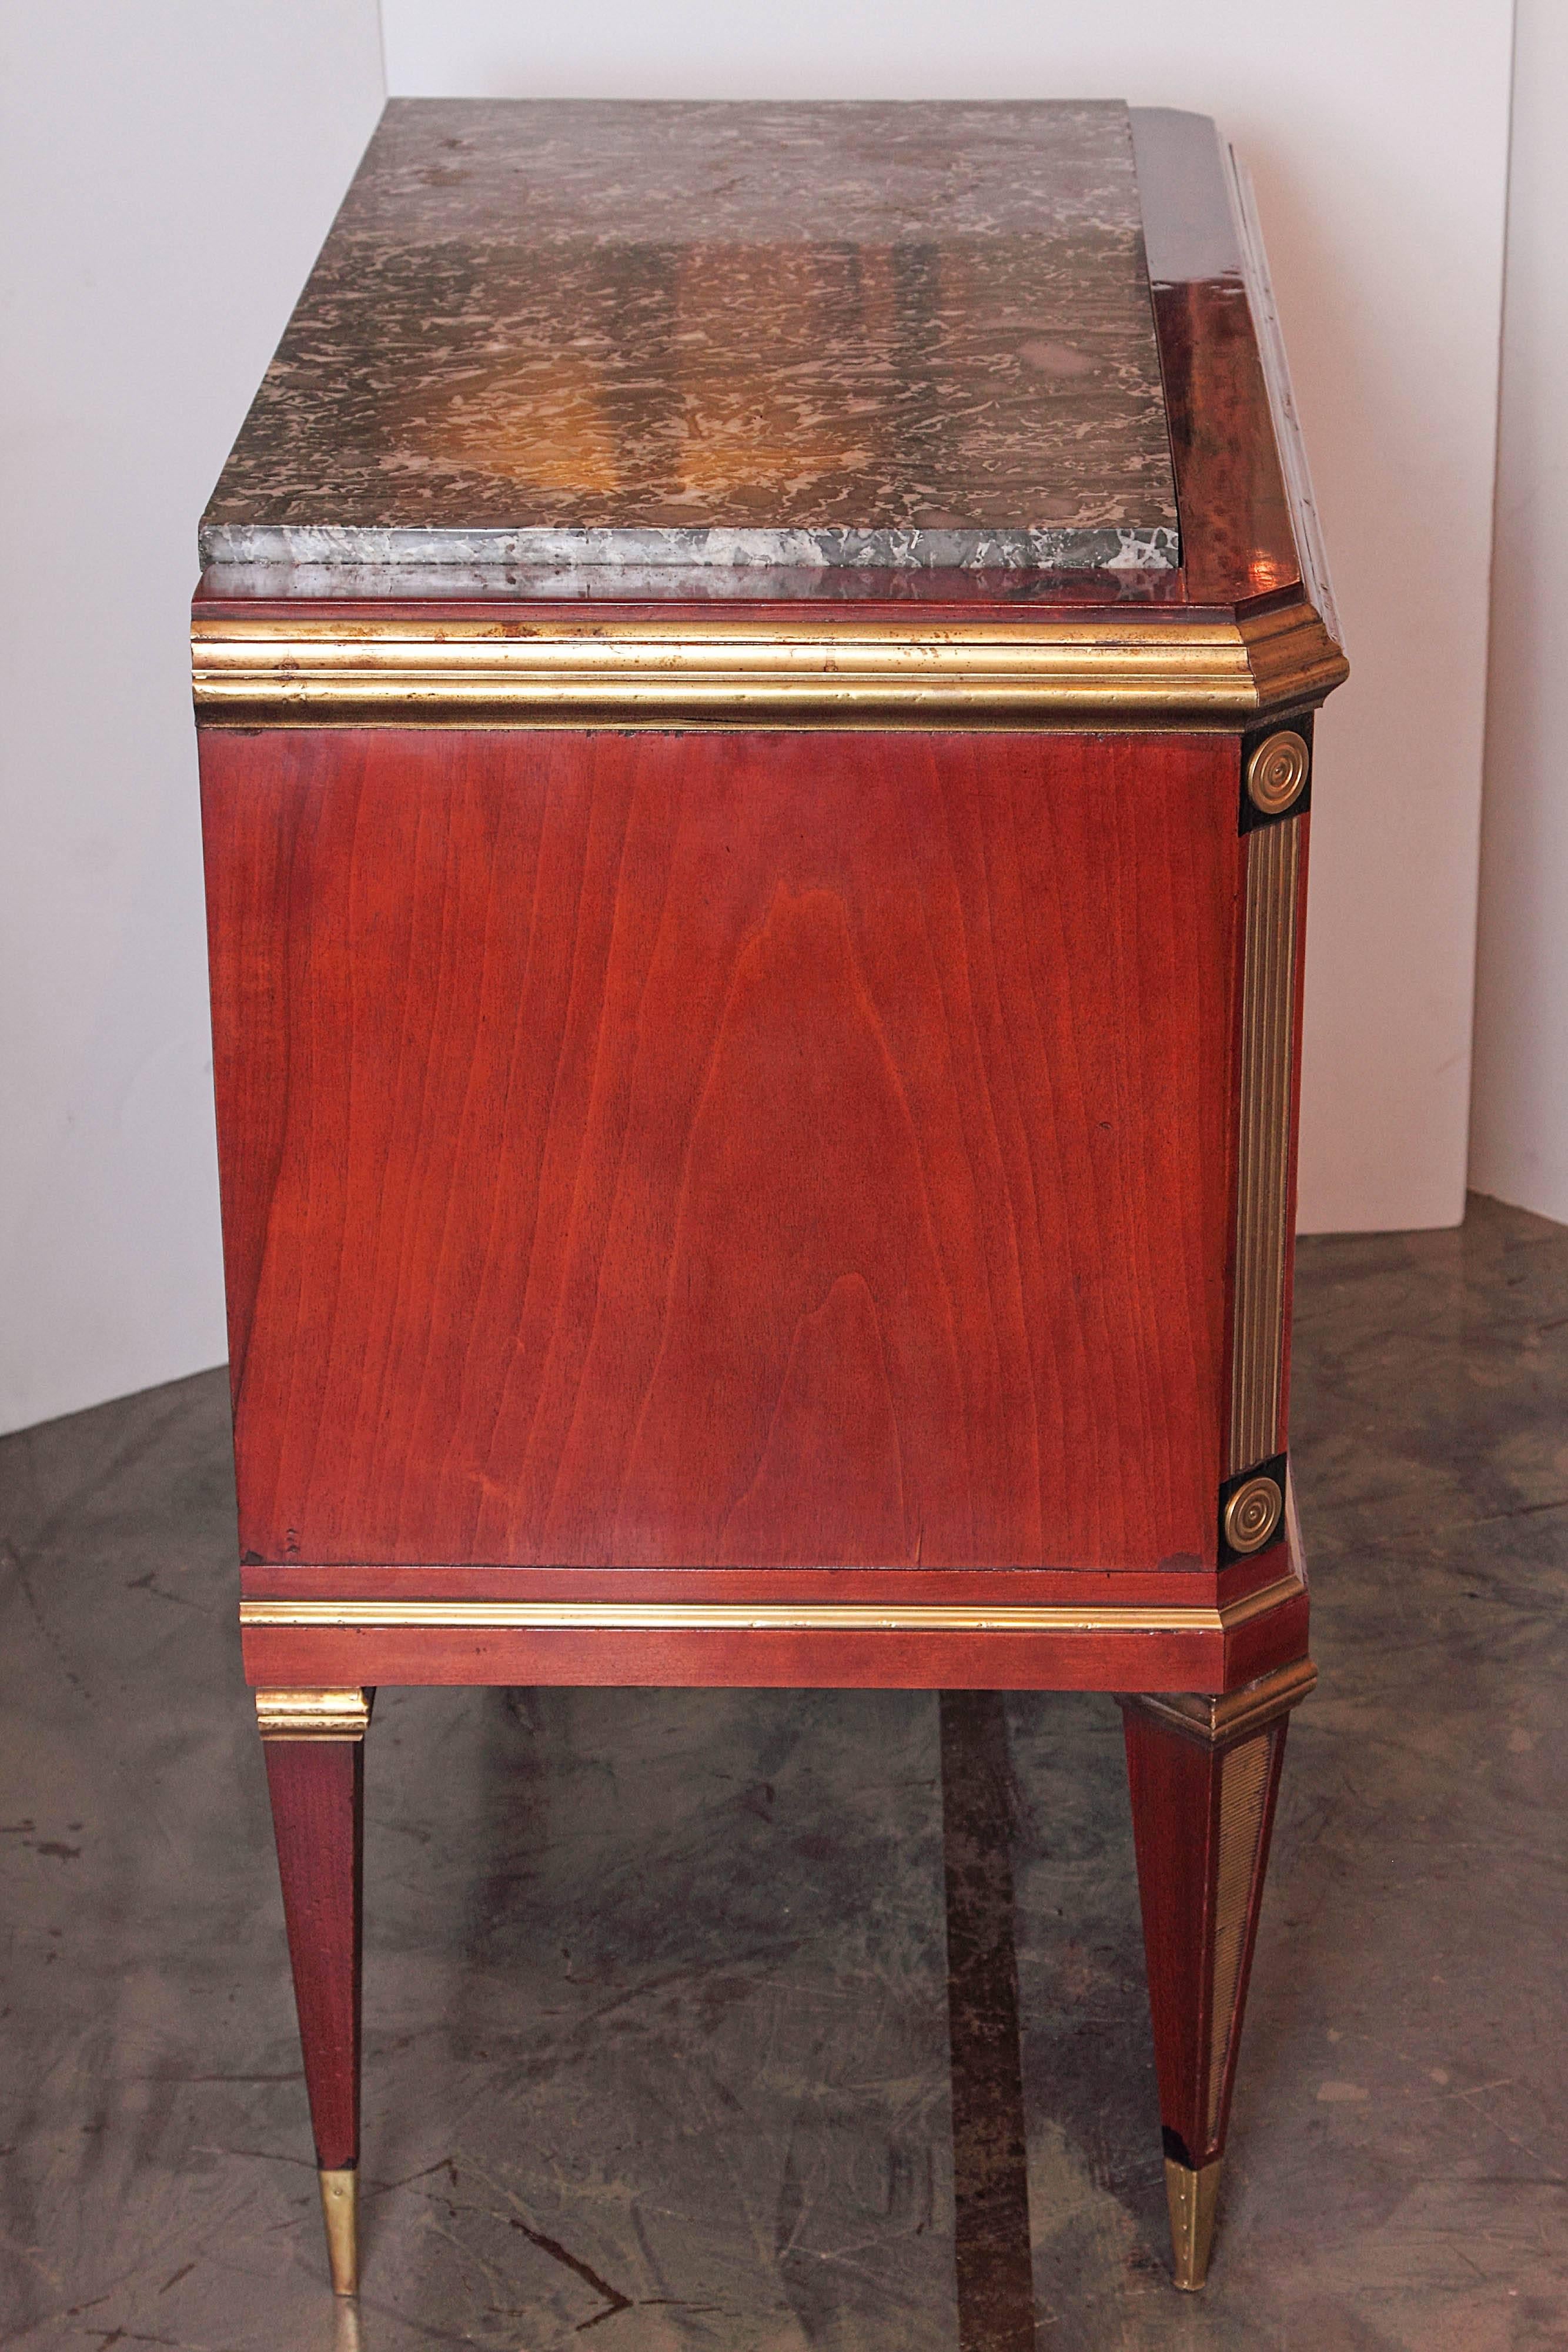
[
  {"left": 239, "top": 1573, "right": 1300, "bottom": 1639},
  {"left": 191, "top": 600, "right": 1346, "bottom": 727}
]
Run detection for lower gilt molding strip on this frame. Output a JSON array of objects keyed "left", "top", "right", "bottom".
[{"left": 240, "top": 1576, "right": 1302, "bottom": 1641}]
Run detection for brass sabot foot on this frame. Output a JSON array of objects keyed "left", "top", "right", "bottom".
[
  {"left": 1164, "top": 2155, "right": 1221, "bottom": 2291},
  {"left": 318, "top": 2166, "right": 359, "bottom": 2297}
]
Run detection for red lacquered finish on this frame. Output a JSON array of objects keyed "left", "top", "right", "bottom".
[{"left": 203, "top": 726, "right": 1241, "bottom": 1581}]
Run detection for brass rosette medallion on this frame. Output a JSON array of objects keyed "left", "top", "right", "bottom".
[
  {"left": 1245, "top": 729, "right": 1310, "bottom": 817},
  {"left": 1222, "top": 1474, "right": 1284, "bottom": 1555}
]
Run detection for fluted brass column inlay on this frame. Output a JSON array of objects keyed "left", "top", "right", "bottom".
[{"left": 1229, "top": 816, "right": 1301, "bottom": 1475}]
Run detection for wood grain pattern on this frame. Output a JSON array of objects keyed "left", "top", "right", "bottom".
[
  {"left": 237, "top": 1554, "right": 1290, "bottom": 1608},
  {"left": 202, "top": 726, "right": 1242, "bottom": 1575},
  {"left": 262, "top": 1736, "right": 363, "bottom": 2170}
]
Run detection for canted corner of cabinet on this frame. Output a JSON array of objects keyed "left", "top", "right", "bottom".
[{"left": 1239, "top": 596, "right": 1349, "bottom": 721}]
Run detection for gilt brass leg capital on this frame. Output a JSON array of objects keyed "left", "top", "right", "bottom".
[
  {"left": 1164, "top": 2154, "right": 1221, "bottom": 2290},
  {"left": 255, "top": 1689, "right": 373, "bottom": 1741},
  {"left": 319, "top": 2166, "right": 359, "bottom": 2296},
  {"left": 1119, "top": 1655, "right": 1316, "bottom": 1750}
]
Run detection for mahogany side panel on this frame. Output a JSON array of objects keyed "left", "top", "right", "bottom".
[
  {"left": 242, "top": 1620, "right": 1228, "bottom": 1693},
  {"left": 202, "top": 726, "right": 1242, "bottom": 1573},
  {"left": 262, "top": 1736, "right": 363, "bottom": 2170}
]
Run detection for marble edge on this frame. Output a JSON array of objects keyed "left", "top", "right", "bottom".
[
  {"left": 195, "top": 560, "right": 1186, "bottom": 607},
  {"left": 196, "top": 522, "right": 1181, "bottom": 577}
]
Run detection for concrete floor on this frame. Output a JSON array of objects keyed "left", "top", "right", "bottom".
[{"left": 2, "top": 1194, "right": 1566, "bottom": 2348}]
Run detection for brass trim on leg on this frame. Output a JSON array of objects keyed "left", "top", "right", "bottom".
[
  {"left": 318, "top": 2166, "right": 359, "bottom": 2296},
  {"left": 1120, "top": 1656, "right": 1316, "bottom": 1749},
  {"left": 1205, "top": 1734, "right": 1273, "bottom": 2139},
  {"left": 1228, "top": 813, "right": 1302, "bottom": 1476},
  {"left": 1165, "top": 2156, "right": 1221, "bottom": 2291},
  {"left": 255, "top": 1689, "right": 373, "bottom": 1741}
]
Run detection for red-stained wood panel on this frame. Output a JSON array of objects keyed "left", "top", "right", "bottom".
[
  {"left": 240, "top": 1623, "right": 1222, "bottom": 1696},
  {"left": 201, "top": 726, "right": 1241, "bottom": 1573}
]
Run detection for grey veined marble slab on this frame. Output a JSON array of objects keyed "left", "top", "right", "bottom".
[{"left": 200, "top": 100, "right": 1179, "bottom": 577}]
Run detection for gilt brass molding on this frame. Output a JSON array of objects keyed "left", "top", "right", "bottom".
[
  {"left": 1228, "top": 814, "right": 1302, "bottom": 1475},
  {"left": 1119, "top": 1655, "right": 1316, "bottom": 1749},
  {"left": 239, "top": 1574, "right": 1301, "bottom": 1640},
  {"left": 254, "top": 1688, "right": 373, "bottom": 1740},
  {"left": 190, "top": 597, "right": 1346, "bottom": 730}
]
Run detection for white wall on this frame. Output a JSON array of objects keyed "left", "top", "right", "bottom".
[
  {"left": 0, "top": 6, "right": 385, "bottom": 1435},
  {"left": 1469, "top": 1, "right": 1568, "bottom": 1221},
  {"left": 386, "top": 0, "right": 1516, "bottom": 1238}
]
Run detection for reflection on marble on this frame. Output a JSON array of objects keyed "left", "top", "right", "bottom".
[
  {"left": 200, "top": 101, "right": 1179, "bottom": 578},
  {"left": 5, "top": 1194, "right": 1567, "bottom": 2344}
]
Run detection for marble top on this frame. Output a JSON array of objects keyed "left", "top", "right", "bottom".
[{"left": 200, "top": 100, "right": 1179, "bottom": 579}]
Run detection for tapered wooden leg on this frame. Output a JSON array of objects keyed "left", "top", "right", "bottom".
[
  {"left": 1118, "top": 1660, "right": 1315, "bottom": 2291},
  {"left": 256, "top": 1689, "right": 373, "bottom": 2297}
]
